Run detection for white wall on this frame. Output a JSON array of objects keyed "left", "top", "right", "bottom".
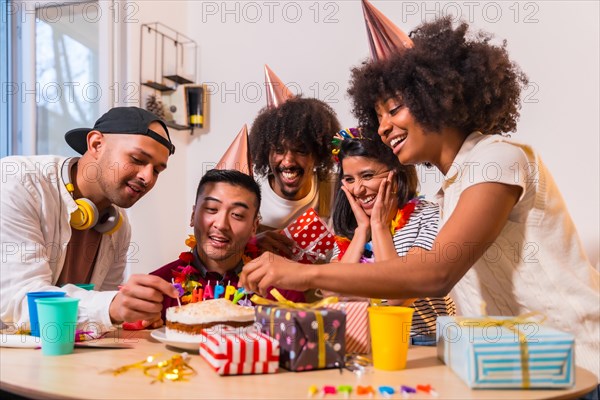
[
  {"left": 126, "top": 0, "right": 599, "bottom": 273},
  {"left": 121, "top": 2, "right": 192, "bottom": 274}
]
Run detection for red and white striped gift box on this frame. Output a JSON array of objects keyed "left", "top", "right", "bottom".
[
  {"left": 324, "top": 302, "right": 370, "bottom": 354},
  {"left": 199, "top": 327, "right": 280, "bottom": 375}
]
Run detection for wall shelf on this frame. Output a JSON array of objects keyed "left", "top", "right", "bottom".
[
  {"left": 140, "top": 22, "right": 197, "bottom": 90},
  {"left": 165, "top": 121, "right": 190, "bottom": 131},
  {"left": 164, "top": 75, "right": 194, "bottom": 85},
  {"left": 142, "top": 81, "right": 175, "bottom": 92},
  {"left": 139, "top": 22, "right": 199, "bottom": 130}
]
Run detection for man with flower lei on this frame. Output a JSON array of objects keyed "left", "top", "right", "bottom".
[
  {"left": 150, "top": 169, "right": 304, "bottom": 320},
  {"left": 328, "top": 129, "right": 455, "bottom": 344}
]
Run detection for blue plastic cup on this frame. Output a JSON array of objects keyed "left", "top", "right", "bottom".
[
  {"left": 27, "top": 291, "right": 66, "bottom": 337},
  {"left": 35, "top": 297, "right": 80, "bottom": 356}
]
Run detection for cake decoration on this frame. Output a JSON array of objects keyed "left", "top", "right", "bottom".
[{"left": 165, "top": 298, "right": 255, "bottom": 341}]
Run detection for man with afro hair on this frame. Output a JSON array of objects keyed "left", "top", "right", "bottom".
[{"left": 249, "top": 96, "right": 340, "bottom": 255}]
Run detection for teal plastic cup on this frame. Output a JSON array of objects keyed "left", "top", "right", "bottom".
[
  {"left": 35, "top": 297, "right": 80, "bottom": 356},
  {"left": 74, "top": 283, "right": 95, "bottom": 291},
  {"left": 27, "top": 291, "right": 66, "bottom": 337}
]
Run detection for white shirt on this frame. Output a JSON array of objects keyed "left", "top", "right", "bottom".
[
  {"left": 1, "top": 155, "right": 131, "bottom": 333},
  {"left": 437, "top": 132, "right": 599, "bottom": 377},
  {"left": 257, "top": 173, "right": 320, "bottom": 229}
]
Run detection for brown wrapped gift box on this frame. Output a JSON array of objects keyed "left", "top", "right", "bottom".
[{"left": 255, "top": 305, "right": 346, "bottom": 371}]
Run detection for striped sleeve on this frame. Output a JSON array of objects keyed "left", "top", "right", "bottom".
[
  {"left": 392, "top": 200, "right": 439, "bottom": 256},
  {"left": 410, "top": 296, "right": 456, "bottom": 336}
]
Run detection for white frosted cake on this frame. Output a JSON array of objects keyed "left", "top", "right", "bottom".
[{"left": 165, "top": 298, "right": 255, "bottom": 341}]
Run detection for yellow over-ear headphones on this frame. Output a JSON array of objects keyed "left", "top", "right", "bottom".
[{"left": 61, "top": 158, "right": 123, "bottom": 235}]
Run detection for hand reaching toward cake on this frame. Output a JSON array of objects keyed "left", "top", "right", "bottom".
[
  {"left": 109, "top": 275, "right": 179, "bottom": 327},
  {"left": 240, "top": 252, "right": 314, "bottom": 295}
]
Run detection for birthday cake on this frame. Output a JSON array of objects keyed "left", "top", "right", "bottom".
[{"left": 165, "top": 298, "right": 255, "bottom": 341}]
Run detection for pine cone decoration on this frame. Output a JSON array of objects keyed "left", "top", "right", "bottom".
[{"left": 145, "top": 94, "right": 166, "bottom": 120}]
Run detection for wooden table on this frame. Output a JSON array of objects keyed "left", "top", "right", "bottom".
[{"left": 1, "top": 329, "right": 597, "bottom": 399}]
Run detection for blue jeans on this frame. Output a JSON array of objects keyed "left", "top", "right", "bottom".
[{"left": 410, "top": 334, "right": 437, "bottom": 346}]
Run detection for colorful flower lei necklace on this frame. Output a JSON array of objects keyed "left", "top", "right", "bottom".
[
  {"left": 334, "top": 196, "right": 422, "bottom": 262},
  {"left": 174, "top": 235, "right": 258, "bottom": 304},
  {"left": 172, "top": 235, "right": 202, "bottom": 302}
]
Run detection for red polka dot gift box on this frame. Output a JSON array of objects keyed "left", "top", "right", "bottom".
[{"left": 282, "top": 208, "right": 335, "bottom": 264}]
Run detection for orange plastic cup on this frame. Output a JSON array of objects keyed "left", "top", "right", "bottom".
[{"left": 368, "top": 306, "right": 414, "bottom": 370}]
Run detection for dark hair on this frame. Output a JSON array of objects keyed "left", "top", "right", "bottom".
[
  {"left": 195, "top": 169, "right": 262, "bottom": 214},
  {"left": 249, "top": 97, "right": 341, "bottom": 181},
  {"left": 348, "top": 17, "right": 528, "bottom": 137},
  {"left": 332, "top": 138, "right": 418, "bottom": 239}
]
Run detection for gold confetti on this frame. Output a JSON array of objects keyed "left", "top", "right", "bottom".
[{"left": 103, "top": 353, "right": 196, "bottom": 383}]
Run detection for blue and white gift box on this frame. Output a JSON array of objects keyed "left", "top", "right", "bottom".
[{"left": 436, "top": 316, "right": 575, "bottom": 389}]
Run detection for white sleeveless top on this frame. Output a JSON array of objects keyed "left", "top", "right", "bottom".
[{"left": 436, "top": 132, "right": 599, "bottom": 377}]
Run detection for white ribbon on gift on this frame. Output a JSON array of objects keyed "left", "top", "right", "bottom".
[{"left": 282, "top": 227, "right": 332, "bottom": 263}]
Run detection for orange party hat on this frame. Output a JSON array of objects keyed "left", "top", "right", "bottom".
[
  {"left": 216, "top": 124, "right": 253, "bottom": 176},
  {"left": 361, "top": 0, "right": 413, "bottom": 61},
  {"left": 264, "top": 64, "right": 295, "bottom": 108}
]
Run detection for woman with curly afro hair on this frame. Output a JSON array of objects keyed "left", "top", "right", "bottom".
[
  {"left": 249, "top": 96, "right": 340, "bottom": 254},
  {"left": 241, "top": 17, "right": 599, "bottom": 377}
]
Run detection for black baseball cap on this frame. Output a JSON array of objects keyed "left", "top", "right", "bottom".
[{"left": 65, "top": 107, "right": 175, "bottom": 155}]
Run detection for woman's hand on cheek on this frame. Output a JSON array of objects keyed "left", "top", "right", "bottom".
[
  {"left": 341, "top": 186, "right": 371, "bottom": 231},
  {"left": 371, "top": 171, "right": 397, "bottom": 228}
]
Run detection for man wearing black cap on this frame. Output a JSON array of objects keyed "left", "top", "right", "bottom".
[{"left": 1, "top": 107, "right": 178, "bottom": 334}]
